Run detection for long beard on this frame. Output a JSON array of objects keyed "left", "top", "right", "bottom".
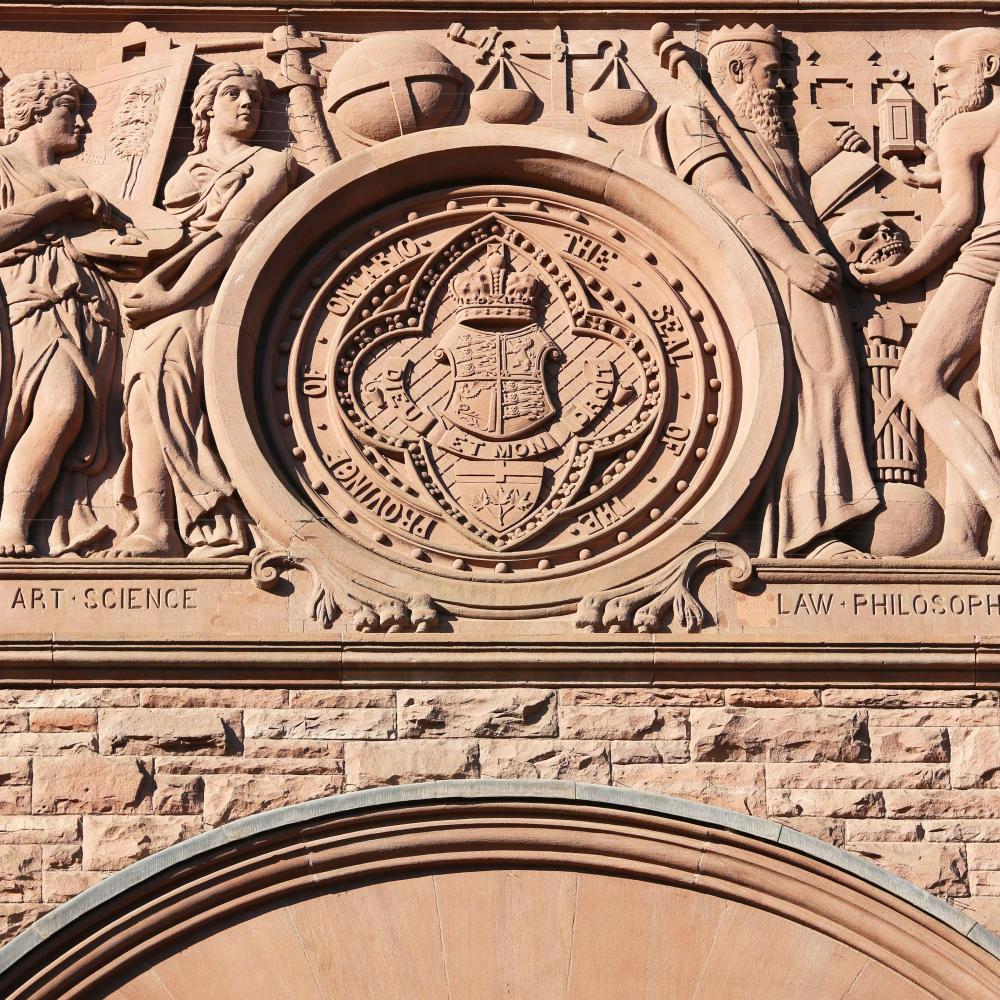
[
  {"left": 733, "top": 80, "right": 785, "bottom": 147},
  {"left": 927, "top": 77, "right": 988, "bottom": 146}
]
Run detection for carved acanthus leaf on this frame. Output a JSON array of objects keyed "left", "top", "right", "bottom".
[
  {"left": 250, "top": 547, "right": 439, "bottom": 632},
  {"left": 575, "top": 542, "right": 752, "bottom": 634}
]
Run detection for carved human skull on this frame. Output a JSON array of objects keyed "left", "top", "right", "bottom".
[{"left": 828, "top": 210, "right": 911, "bottom": 269}]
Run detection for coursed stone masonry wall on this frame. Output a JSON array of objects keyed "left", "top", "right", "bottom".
[{"left": 0, "top": 684, "right": 998, "bottom": 944}]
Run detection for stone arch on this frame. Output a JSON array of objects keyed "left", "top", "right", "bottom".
[{"left": 0, "top": 781, "right": 997, "bottom": 999}]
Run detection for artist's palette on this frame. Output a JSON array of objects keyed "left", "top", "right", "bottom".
[{"left": 70, "top": 199, "right": 183, "bottom": 262}]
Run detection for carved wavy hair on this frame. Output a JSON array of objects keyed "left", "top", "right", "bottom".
[
  {"left": 1, "top": 70, "right": 82, "bottom": 145},
  {"left": 706, "top": 40, "right": 759, "bottom": 87},
  {"left": 189, "top": 62, "right": 265, "bottom": 154}
]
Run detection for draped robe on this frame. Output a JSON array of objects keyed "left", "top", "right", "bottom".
[
  {"left": 116, "top": 146, "right": 282, "bottom": 556},
  {"left": 0, "top": 149, "right": 118, "bottom": 554}
]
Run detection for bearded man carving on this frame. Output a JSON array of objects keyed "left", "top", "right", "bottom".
[
  {"left": 857, "top": 27, "right": 1000, "bottom": 559},
  {"left": 664, "top": 24, "right": 878, "bottom": 558}
]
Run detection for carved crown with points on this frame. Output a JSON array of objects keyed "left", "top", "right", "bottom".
[
  {"left": 450, "top": 244, "right": 539, "bottom": 323},
  {"left": 707, "top": 23, "right": 782, "bottom": 54}
]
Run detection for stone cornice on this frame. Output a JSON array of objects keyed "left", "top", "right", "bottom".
[{"left": 1, "top": 2, "right": 999, "bottom": 15}]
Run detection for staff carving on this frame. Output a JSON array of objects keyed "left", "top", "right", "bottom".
[{"left": 650, "top": 22, "right": 878, "bottom": 560}]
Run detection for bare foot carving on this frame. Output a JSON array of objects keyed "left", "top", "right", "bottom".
[
  {"left": 0, "top": 529, "right": 35, "bottom": 558},
  {"left": 188, "top": 541, "right": 248, "bottom": 559},
  {"left": 101, "top": 531, "right": 183, "bottom": 559}
]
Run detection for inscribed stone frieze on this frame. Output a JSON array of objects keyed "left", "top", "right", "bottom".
[{"left": 0, "top": 10, "right": 998, "bottom": 664}]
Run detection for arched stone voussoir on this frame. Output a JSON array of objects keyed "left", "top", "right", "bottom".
[{"left": 1, "top": 780, "right": 998, "bottom": 999}]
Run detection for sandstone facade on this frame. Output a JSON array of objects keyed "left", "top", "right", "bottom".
[
  {"left": 0, "top": 684, "right": 998, "bottom": 944},
  {"left": 1, "top": 5, "right": 1000, "bottom": 994}
]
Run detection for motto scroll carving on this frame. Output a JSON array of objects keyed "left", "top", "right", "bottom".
[{"left": 2, "top": 17, "right": 1000, "bottom": 642}]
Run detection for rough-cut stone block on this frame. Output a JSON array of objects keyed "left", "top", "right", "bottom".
[
  {"left": 156, "top": 754, "right": 342, "bottom": 776},
  {"left": 925, "top": 821, "right": 1000, "bottom": 843},
  {"left": 29, "top": 709, "right": 97, "bottom": 733},
  {"left": 725, "top": 688, "right": 821, "bottom": 707},
  {"left": 691, "top": 708, "right": 869, "bottom": 762},
  {"left": 0, "top": 711, "right": 28, "bottom": 733},
  {"left": 885, "top": 791, "right": 1000, "bottom": 820},
  {"left": 241, "top": 738, "right": 348, "bottom": 759},
  {"left": 823, "top": 689, "right": 997, "bottom": 709},
  {"left": 203, "top": 773, "right": 345, "bottom": 826},
  {"left": 153, "top": 774, "right": 204, "bottom": 815},
  {"left": 967, "top": 843, "right": 1000, "bottom": 870},
  {"left": 870, "top": 708, "right": 1000, "bottom": 728},
  {"left": 0, "top": 758, "right": 29, "bottom": 786},
  {"left": 0, "top": 847, "right": 40, "bottom": 903},
  {"left": 957, "top": 897, "right": 1000, "bottom": 937},
  {"left": 0, "top": 733, "right": 95, "bottom": 755},
  {"left": 871, "top": 726, "right": 949, "bottom": 763},
  {"left": 0, "top": 787, "right": 30, "bottom": 815},
  {"left": 950, "top": 727, "right": 1000, "bottom": 789},
  {"left": 33, "top": 755, "right": 151, "bottom": 814},
  {"left": 479, "top": 739, "right": 611, "bottom": 783},
  {"left": 99, "top": 708, "right": 240, "bottom": 755},
  {"left": 972, "top": 872, "right": 1000, "bottom": 895},
  {"left": 42, "top": 844, "right": 81, "bottom": 870},
  {"left": 244, "top": 707, "right": 394, "bottom": 741},
  {"left": 610, "top": 740, "right": 687, "bottom": 765},
  {"left": 559, "top": 704, "right": 685, "bottom": 742},
  {"left": 345, "top": 740, "right": 479, "bottom": 791},
  {"left": 290, "top": 690, "right": 395, "bottom": 709},
  {"left": 768, "top": 789, "right": 886, "bottom": 819},
  {"left": 83, "top": 816, "right": 201, "bottom": 871},
  {"left": 400, "top": 689, "right": 556, "bottom": 738},
  {"left": 140, "top": 688, "right": 288, "bottom": 708},
  {"left": 612, "top": 763, "right": 765, "bottom": 816},
  {"left": 0, "top": 904, "right": 50, "bottom": 946},
  {"left": 851, "top": 842, "right": 969, "bottom": 898},
  {"left": 563, "top": 688, "right": 723, "bottom": 707},
  {"left": 0, "top": 816, "right": 78, "bottom": 845},
  {"left": 776, "top": 817, "right": 846, "bottom": 847},
  {"left": 845, "top": 820, "right": 924, "bottom": 843},
  {"left": 765, "top": 762, "right": 947, "bottom": 789},
  {"left": 0, "top": 689, "right": 140, "bottom": 709},
  {"left": 42, "top": 869, "right": 105, "bottom": 904}
]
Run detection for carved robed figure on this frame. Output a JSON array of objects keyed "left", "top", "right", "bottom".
[
  {"left": 110, "top": 62, "right": 295, "bottom": 557},
  {"left": 0, "top": 71, "right": 118, "bottom": 557},
  {"left": 657, "top": 24, "right": 879, "bottom": 558}
]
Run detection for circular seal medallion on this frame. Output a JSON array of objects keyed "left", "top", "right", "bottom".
[
  {"left": 266, "top": 188, "right": 727, "bottom": 574},
  {"left": 209, "top": 131, "right": 783, "bottom": 626}
]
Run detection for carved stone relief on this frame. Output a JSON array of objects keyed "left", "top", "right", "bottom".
[{"left": 2, "top": 14, "right": 1000, "bottom": 656}]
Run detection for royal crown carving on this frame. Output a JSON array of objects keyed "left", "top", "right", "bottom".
[{"left": 450, "top": 244, "right": 541, "bottom": 323}]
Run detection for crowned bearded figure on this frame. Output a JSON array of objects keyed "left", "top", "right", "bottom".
[
  {"left": 662, "top": 24, "right": 878, "bottom": 558},
  {"left": 0, "top": 70, "right": 119, "bottom": 557},
  {"left": 108, "top": 62, "right": 296, "bottom": 557}
]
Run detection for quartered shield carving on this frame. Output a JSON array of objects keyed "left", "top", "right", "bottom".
[
  {"left": 437, "top": 323, "right": 559, "bottom": 440},
  {"left": 327, "top": 217, "right": 664, "bottom": 549}
]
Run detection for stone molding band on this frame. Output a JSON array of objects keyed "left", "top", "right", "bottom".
[{"left": 1, "top": 780, "right": 998, "bottom": 998}]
